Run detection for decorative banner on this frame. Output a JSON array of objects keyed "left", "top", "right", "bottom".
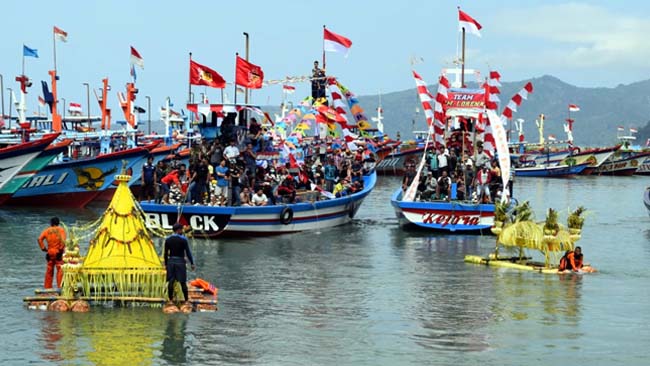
[
  {"left": 486, "top": 110, "right": 510, "bottom": 202},
  {"left": 445, "top": 89, "right": 485, "bottom": 110}
]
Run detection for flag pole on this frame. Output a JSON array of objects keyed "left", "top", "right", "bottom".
[
  {"left": 188, "top": 52, "right": 192, "bottom": 104},
  {"left": 322, "top": 25, "right": 326, "bottom": 70},
  {"left": 53, "top": 27, "right": 57, "bottom": 72},
  {"left": 461, "top": 28, "right": 466, "bottom": 88},
  {"left": 243, "top": 32, "right": 249, "bottom": 105},
  {"left": 22, "top": 47, "right": 25, "bottom": 77},
  {"left": 234, "top": 52, "right": 239, "bottom": 106}
]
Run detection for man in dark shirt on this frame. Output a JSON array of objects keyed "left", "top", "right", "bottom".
[
  {"left": 140, "top": 155, "right": 156, "bottom": 202},
  {"left": 164, "top": 223, "right": 196, "bottom": 304}
]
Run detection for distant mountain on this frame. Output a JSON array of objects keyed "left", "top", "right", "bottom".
[{"left": 351, "top": 75, "right": 650, "bottom": 147}]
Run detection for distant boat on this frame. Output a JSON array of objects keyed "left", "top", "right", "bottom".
[{"left": 514, "top": 161, "right": 590, "bottom": 177}]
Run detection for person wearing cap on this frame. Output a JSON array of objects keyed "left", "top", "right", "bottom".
[
  {"left": 38, "top": 217, "right": 67, "bottom": 289},
  {"left": 164, "top": 223, "right": 196, "bottom": 305}
]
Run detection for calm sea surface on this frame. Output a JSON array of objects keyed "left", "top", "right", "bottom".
[{"left": 1, "top": 175, "right": 649, "bottom": 365}]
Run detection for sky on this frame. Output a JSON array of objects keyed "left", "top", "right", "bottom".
[{"left": 1, "top": 0, "right": 649, "bottom": 120}]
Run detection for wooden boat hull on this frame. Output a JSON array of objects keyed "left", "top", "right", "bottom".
[
  {"left": 0, "top": 134, "right": 59, "bottom": 196},
  {"left": 8, "top": 147, "right": 149, "bottom": 208},
  {"left": 514, "top": 162, "right": 589, "bottom": 177},
  {"left": 140, "top": 172, "right": 377, "bottom": 237},
  {"left": 375, "top": 146, "right": 424, "bottom": 175},
  {"left": 391, "top": 188, "right": 495, "bottom": 232},
  {"left": 594, "top": 150, "right": 650, "bottom": 176}
]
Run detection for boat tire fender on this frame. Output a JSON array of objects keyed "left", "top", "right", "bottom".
[{"left": 280, "top": 207, "right": 294, "bottom": 225}]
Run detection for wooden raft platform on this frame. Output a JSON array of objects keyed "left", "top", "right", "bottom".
[{"left": 23, "top": 285, "right": 218, "bottom": 312}]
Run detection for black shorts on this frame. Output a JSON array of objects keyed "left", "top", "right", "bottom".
[{"left": 166, "top": 261, "right": 187, "bottom": 283}]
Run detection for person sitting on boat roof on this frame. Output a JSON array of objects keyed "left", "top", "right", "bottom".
[
  {"left": 435, "top": 170, "right": 452, "bottom": 201},
  {"left": 558, "top": 246, "right": 583, "bottom": 272},
  {"left": 239, "top": 186, "right": 253, "bottom": 206},
  {"left": 474, "top": 164, "right": 493, "bottom": 204}
]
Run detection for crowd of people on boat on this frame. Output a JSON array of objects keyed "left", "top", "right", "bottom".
[
  {"left": 402, "top": 134, "right": 513, "bottom": 203},
  {"left": 140, "top": 133, "right": 374, "bottom": 206}
]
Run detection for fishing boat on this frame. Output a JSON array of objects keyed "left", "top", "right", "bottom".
[
  {"left": 142, "top": 170, "right": 376, "bottom": 237},
  {"left": 514, "top": 161, "right": 590, "bottom": 177},
  {"left": 594, "top": 134, "right": 650, "bottom": 176},
  {"left": 8, "top": 144, "right": 150, "bottom": 207},
  {"left": 0, "top": 137, "right": 72, "bottom": 204},
  {"left": 644, "top": 187, "right": 650, "bottom": 217},
  {"left": 392, "top": 8, "right": 527, "bottom": 233},
  {"left": 0, "top": 133, "right": 60, "bottom": 205}
]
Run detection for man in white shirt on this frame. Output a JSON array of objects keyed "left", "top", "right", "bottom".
[
  {"left": 251, "top": 188, "right": 268, "bottom": 206},
  {"left": 223, "top": 140, "right": 240, "bottom": 163}
]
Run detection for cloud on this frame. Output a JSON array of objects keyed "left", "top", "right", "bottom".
[{"left": 490, "top": 2, "right": 650, "bottom": 69}]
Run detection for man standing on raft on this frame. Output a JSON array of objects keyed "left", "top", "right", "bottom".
[
  {"left": 38, "top": 217, "right": 67, "bottom": 289},
  {"left": 164, "top": 223, "right": 196, "bottom": 305}
]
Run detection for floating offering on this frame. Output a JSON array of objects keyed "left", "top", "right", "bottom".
[
  {"left": 24, "top": 169, "right": 218, "bottom": 312},
  {"left": 465, "top": 203, "right": 596, "bottom": 274}
]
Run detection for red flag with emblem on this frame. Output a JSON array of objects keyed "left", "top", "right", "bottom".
[
  {"left": 236, "top": 56, "right": 264, "bottom": 89},
  {"left": 190, "top": 60, "right": 226, "bottom": 88}
]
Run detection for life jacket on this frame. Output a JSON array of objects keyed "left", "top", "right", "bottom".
[{"left": 189, "top": 278, "right": 218, "bottom": 296}]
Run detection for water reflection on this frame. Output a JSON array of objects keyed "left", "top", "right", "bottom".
[{"left": 161, "top": 315, "right": 189, "bottom": 364}]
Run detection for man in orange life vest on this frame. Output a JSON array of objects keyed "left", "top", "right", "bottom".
[
  {"left": 559, "top": 246, "right": 583, "bottom": 272},
  {"left": 38, "top": 217, "right": 67, "bottom": 288}
]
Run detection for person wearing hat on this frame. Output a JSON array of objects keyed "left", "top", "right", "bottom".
[
  {"left": 38, "top": 217, "right": 67, "bottom": 289},
  {"left": 164, "top": 223, "right": 195, "bottom": 305}
]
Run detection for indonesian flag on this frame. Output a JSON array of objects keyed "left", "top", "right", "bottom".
[
  {"left": 235, "top": 56, "right": 264, "bottom": 89},
  {"left": 189, "top": 60, "right": 226, "bottom": 88},
  {"left": 283, "top": 85, "right": 296, "bottom": 94},
  {"left": 130, "top": 46, "right": 144, "bottom": 69},
  {"left": 458, "top": 9, "right": 482, "bottom": 37},
  {"left": 324, "top": 28, "right": 353, "bottom": 55},
  {"left": 38, "top": 96, "right": 46, "bottom": 106},
  {"left": 53, "top": 26, "right": 68, "bottom": 42},
  {"left": 568, "top": 104, "right": 580, "bottom": 112},
  {"left": 69, "top": 102, "right": 82, "bottom": 113},
  {"left": 617, "top": 126, "right": 625, "bottom": 132},
  {"left": 630, "top": 127, "right": 638, "bottom": 133},
  {"left": 548, "top": 134, "right": 556, "bottom": 141}
]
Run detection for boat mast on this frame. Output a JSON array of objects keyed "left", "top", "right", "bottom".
[{"left": 461, "top": 28, "right": 466, "bottom": 87}]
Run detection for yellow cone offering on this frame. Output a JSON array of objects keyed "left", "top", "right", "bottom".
[{"left": 63, "top": 172, "right": 167, "bottom": 302}]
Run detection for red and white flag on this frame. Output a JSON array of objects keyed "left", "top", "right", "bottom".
[
  {"left": 324, "top": 28, "right": 353, "bottom": 56},
  {"left": 283, "top": 85, "right": 296, "bottom": 94},
  {"left": 458, "top": 9, "right": 482, "bottom": 37},
  {"left": 501, "top": 82, "right": 533, "bottom": 119},
  {"left": 53, "top": 26, "right": 68, "bottom": 42},
  {"left": 69, "top": 102, "right": 82, "bottom": 113},
  {"left": 38, "top": 96, "right": 46, "bottom": 106},
  {"left": 130, "top": 46, "right": 144, "bottom": 69},
  {"left": 548, "top": 134, "right": 557, "bottom": 141},
  {"left": 617, "top": 126, "right": 625, "bottom": 132},
  {"left": 569, "top": 104, "right": 580, "bottom": 112},
  {"left": 630, "top": 127, "right": 638, "bottom": 134}
]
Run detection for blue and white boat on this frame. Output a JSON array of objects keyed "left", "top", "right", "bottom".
[{"left": 141, "top": 171, "right": 376, "bottom": 237}]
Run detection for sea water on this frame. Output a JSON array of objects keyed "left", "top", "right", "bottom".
[{"left": 0, "top": 175, "right": 648, "bottom": 365}]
